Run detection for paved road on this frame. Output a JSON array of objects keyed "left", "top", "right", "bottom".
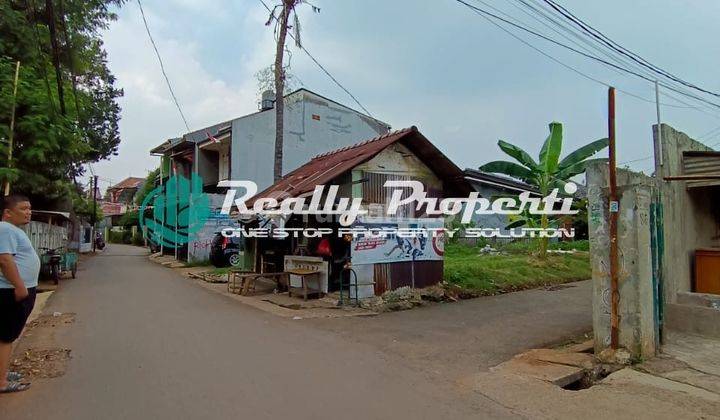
[
  {"left": 309, "top": 280, "right": 593, "bottom": 379},
  {"left": 0, "top": 244, "right": 591, "bottom": 419}
]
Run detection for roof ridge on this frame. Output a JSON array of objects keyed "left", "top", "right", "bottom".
[{"left": 312, "top": 127, "right": 415, "bottom": 160}]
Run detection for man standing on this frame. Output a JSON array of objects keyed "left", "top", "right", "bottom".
[{"left": 0, "top": 194, "right": 40, "bottom": 393}]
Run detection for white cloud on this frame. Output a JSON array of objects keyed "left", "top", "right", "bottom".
[{"left": 91, "top": 2, "right": 275, "bottom": 185}]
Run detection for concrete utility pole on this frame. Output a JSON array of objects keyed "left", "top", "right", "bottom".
[
  {"left": 654, "top": 81, "right": 663, "bottom": 166},
  {"left": 3, "top": 61, "right": 20, "bottom": 196},
  {"left": 608, "top": 87, "right": 620, "bottom": 349}
]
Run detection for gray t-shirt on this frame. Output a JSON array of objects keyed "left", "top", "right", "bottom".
[{"left": 0, "top": 221, "right": 41, "bottom": 288}]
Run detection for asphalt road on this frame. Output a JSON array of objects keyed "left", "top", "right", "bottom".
[{"left": 0, "top": 244, "right": 591, "bottom": 419}]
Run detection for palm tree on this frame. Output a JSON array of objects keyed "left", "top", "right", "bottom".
[{"left": 480, "top": 122, "right": 608, "bottom": 258}]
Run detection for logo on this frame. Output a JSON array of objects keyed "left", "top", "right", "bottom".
[
  {"left": 432, "top": 232, "right": 445, "bottom": 256},
  {"left": 218, "top": 180, "right": 579, "bottom": 227},
  {"left": 139, "top": 174, "right": 211, "bottom": 248}
]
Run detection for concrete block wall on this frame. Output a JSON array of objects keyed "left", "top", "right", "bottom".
[
  {"left": 653, "top": 124, "right": 719, "bottom": 304},
  {"left": 587, "top": 161, "right": 658, "bottom": 358}
]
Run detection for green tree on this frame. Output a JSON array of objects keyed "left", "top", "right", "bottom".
[
  {"left": 72, "top": 190, "right": 103, "bottom": 221},
  {"left": 134, "top": 167, "right": 159, "bottom": 206},
  {"left": 117, "top": 209, "right": 138, "bottom": 227},
  {"left": 479, "top": 122, "right": 607, "bottom": 258},
  {"left": 0, "top": 0, "right": 124, "bottom": 206}
]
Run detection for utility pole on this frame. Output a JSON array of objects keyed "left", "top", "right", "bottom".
[
  {"left": 92, "top": 175, "right": 98, "bottom": 252},
  {"left": 159, "top": 159, "right": 164, "bottom": 255},
  {"left": 3, "top": 61, "right": 21, "bottom": 196},
  {"left": 608, "top": 87, "right": 620, "bottom": 349},
  {"left": 273, "top": 0, "right": 294, "bottom": 182},
  {"left": 654, "top": 81, "right": 663, "bottom": 166},
  {"left": 269, "top": 1, "right": 317, "bottom": 182}
]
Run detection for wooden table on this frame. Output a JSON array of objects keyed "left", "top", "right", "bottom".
[
  {"left": 227, "top": 270, "right": 288, "bottom": 296},
  {"left": 286, "top": 268, "right": 322, "bottom": 301}
]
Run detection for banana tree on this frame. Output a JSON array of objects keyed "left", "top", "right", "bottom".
[{"left": 480, "top": 122, "right": 608, "bottom": 258}]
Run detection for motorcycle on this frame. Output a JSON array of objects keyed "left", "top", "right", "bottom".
[
  {"left": 95, "top": 232, "right": 106, "bottom": 251},
  {"left": 40, "top": 247, "right": 63, "bottom": 285}
]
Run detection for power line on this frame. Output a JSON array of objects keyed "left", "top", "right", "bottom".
[
  {"left": 618, "top": 155, "right": 652, "bottom": 166},
  {"left": 454, "top": 0, "right": 720, "bottom": 112},
  {"left": 136, "top": 0, "right": 191, "bottom": 132},
  {"left": 515, "top": 0, "right": 689, "bottom": 97},
  {"left": 510, "top": 0, "right": 632, "bottom": 78},
  {"left": 456, "top": 0, "right": 687, "bottom": 109},
  {"left": 698, "top": 124, "right": 720, "bottom": 140},
  {"left": 511, "top": 0, "right": 720, "bottom": 117},
  {"left": 472, "top": 0, "right": 701, "bottom": 111},
  {"left": 257, "top": 0, "right": 376, "bottom": 120},
  {"left": 453, "top": 0, "right": 720, "bottom": 167},
  {"left": 535, "top": 0, "right": 720, "bottom": 117},
  {"left": 541, "top": 0, "right": 720, "bottom": 100}
]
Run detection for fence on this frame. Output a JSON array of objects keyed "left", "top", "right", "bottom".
[{"left": 21, "top": 221, "right": 69, "bottom": 252}]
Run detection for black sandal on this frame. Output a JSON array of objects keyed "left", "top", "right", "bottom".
[
  {"left": 0, "top": 381, "right": 31, "bottom": 393},
  {"left": 7, "top": 371, "right": 23, "bottom": 381}
]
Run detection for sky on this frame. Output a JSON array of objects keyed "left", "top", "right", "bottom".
[{"left": 91, "top": 0, "right": 720, "bottom": 192}]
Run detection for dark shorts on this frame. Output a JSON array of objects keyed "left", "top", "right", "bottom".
[{"left": 0, "top": 287, "right": 37, "bottom": 344}]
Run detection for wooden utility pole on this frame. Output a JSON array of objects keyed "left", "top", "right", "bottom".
[
  {"left": 4, "top": 61, "right": 21, "bottom": 196},
  {"left": 608, "top": 87, "right": 620, "bottom": 349},
  {"left": 273, "top": 0, "right": 294, "bottom": 182}
]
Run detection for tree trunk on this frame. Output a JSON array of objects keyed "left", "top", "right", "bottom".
[
  {"left": 273, "top": 1, "right": 292, "bottom": 182},
  {"left": 45, "top": 0, "right": 66, "bottom": 115},
  {"left": 57, "top": 0, "right": 81, "bottom": 119},
  {"left": 539, "top": 178, "right": 549, "bottom": 259},
  {"left": 539, "top": 213, "right": 548, "bottom": 259}
]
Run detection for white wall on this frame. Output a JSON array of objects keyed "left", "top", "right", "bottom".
[
  {"left": 188, "top": 193, "right": 241, "bottom": 263},
  {"left": 230, "top": 90, "right": 389, "bottom": 192}
]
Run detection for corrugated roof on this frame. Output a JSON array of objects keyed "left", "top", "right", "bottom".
[
  {"left": 150, "top": 137, "right": 183, "bottom": 154},
  {"left": 246, "top": 126, "right": 470, "bottom": 207},
  {"left": 683, "top": 150, "right": 720, "bottom": 188},
  {"left": 109, "top": 177, "right": 145, "bottom": 190},
  {"left": 464, "top": 168, "right": 538, "bottom": 194},
  {"left": 149, "top": 88, "right": 391, "bottom": 156}
]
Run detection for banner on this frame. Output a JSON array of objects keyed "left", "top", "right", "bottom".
[{"left": 350, "top": 218, "right": 444, "bottom": 265}]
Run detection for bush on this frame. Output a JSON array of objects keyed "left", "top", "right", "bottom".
[
  {"left": 109, "top": 229, "right": 134, "bottom": 244},
  {"left": 131, "top": 233, "right": 145, "bottom": 246},
  {"left": 108, "top": 230, "right": 124, "bottom": 244},
  {"left": 117, "top": 211, "right": 139, "bottom": 227}
]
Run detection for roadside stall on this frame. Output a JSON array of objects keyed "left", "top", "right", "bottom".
[{"left": 230, "top": 126, "right": 472, "bottom": 302}]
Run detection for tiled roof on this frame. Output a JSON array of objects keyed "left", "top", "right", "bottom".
[{"left": 108, "top": 177, "right": 145, "bottom": 190}]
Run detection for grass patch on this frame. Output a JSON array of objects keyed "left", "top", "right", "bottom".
[
  {"left": 444, "top": 242, "right": 590, "bottom": 294},
  {"left": 184, "top": 260, "right": 212, "bottom": 268},
  {"left": 496, "top": 239, "right": 589, "bottom": 254},
  {"left": 209, "top": 267, "right": 232, "bottom": 275}
]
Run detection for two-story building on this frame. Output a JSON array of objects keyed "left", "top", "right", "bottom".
[{"left": 149, "top": 88, "right": 391, "bottom": 262}]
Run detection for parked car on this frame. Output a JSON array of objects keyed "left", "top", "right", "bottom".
[{"left": 209, "top": 233, "right": 243, "bottom": 267}]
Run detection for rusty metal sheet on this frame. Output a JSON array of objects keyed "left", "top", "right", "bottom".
[
  {"left": 246, "top": 126, "right": 472, "bottom": 207},
  {"left": 683, "top": 151, "right": 720, "bottom": 188},
  {"left": 385, "top": 261, "right": 443, "bottom": 291}
]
